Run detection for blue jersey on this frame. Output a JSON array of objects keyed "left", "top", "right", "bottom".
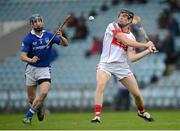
[{"left": 21, "top": 30, "right": 61, "bottom": 67}]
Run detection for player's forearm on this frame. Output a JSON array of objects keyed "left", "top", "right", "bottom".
[
  {"left": 128, "top": 49, "right": 150, "bottom": 62},
  {"left": 20, "top": 53, "right": 32, "bottom": 63},
  {"left": 60, "top": 36, "right": 68, "bottom": 46},
  {"left": 115, "top": 33, "right": 147, "bottom": 48},
  {"left": 124, "top": 40, "right": 147, "bottom": 48},
  {"left": 120, "top": 37, "right": 146, "bottom": 48}
]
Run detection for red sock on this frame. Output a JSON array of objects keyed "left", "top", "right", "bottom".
[
  {"left": 94, "top": 104, "right": 102, "bottom": 116},
  {"left": 137, "top": 105, "right": 145, "bottom": 113}
]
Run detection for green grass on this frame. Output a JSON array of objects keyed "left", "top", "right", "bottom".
[{"left": 0, "top": 110, "right": 180, "bottom": 130}]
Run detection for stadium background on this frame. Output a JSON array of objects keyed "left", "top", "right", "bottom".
[{"left": 0, "top": 0, "right": 180, "bottom": 129}]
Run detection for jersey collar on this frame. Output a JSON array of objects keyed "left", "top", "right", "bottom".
[{"left": 31, "top": 29, "right": 45, "bottom": 38}]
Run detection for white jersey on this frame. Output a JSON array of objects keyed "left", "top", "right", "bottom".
[{"left": 100, "top": 22, "right": 136, "bottom": 63}]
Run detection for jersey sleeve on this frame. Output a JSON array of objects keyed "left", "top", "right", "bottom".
[
  {"left": 21, "top": 37, "right": 30, "bottom": 53},
  {"left": 106, "top": 22, "right": 122, "bottom": 36},
  {"left": 52, "top": 35, "right": 61, "bottom": 45},
  {"left": 48, "top": 32, "right": 61, "bottom": 45}
]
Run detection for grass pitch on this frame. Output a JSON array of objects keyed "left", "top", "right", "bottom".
[{"left": 0, "top": 110, "right": 179, "bottom": 130}]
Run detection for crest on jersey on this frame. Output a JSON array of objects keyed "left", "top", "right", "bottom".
[
  {"left": 45, "top": 37, "right": 49, "bottom": 44},
  {"left": 32, "top": 42, "right": 37, "bottom": 45}
]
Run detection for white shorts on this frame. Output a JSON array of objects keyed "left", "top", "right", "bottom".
[
  {"left": 25, "top": 65, "right": 51, "bottom": 86},
  {"left": 97, "top": 62, "right": 133, "bottom": 80}
]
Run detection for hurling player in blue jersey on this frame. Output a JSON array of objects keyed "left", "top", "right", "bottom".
[{"left": 21, "top": 14, "right": 68, "bottom": 124}]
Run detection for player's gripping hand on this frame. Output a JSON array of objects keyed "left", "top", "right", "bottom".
[
  {"left": 145, "top": 41, "right": 154, "bottom": 48},
  {"left": 30, "top": 56, "right": 40, "bottom": 63},
  {"left": 56, "top": 30, "right": 62, "bottom": 37},
  {"left": 148, "top": 45, "right": 158, "bottom": 53}
]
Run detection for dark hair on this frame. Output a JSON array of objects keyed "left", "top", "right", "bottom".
[{"left": 119, "top": 9, "right": 134, "bottom": 19}]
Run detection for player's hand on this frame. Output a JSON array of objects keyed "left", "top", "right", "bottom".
[
  {"left": 56, "top": 30, "right": 62, "bottom": 37},
  {"left": 148, "top": 45, "right": 158, "bottom": 53},
  {"left": 30, "top": 56, "right": 40, "bottom": 63},
  {"left": 145, "top": 41, "right": 154, "bottom": 48}
]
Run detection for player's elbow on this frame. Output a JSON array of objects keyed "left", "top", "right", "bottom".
[
  {"left": 128, "top": 58, "right": 136, "bottom": 62},
  {"left": 20, "top": 52, "right": 27, "bottom": 62},
  {"left": 62, "top": 42, "right": 68, "bottom": 47},
  {"left": 130, "top": 59, "right": 138, "bottom": 62},
  {"left": 20, "top": 54, "right": 24, "bottom": 61},
  {"left": 61, "top": 39, "right": 68, "bottom": 47},
  {"left": 20, "top": 56, "right": 27, "bottom": 62},
  {"left": 128, "top": 56, "right": 138, "bottom": 62}
]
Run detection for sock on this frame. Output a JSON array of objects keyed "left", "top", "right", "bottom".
[
  {"left": 94, "top": 104, "right": 102, "bottom": 117},
  {"left": 26, "top": 107, "right": 35, "bottom": 118},
  {"left": 137, "top": 105, "right": 145, "bottom": 114}
]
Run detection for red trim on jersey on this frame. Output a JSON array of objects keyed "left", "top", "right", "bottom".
[
  {"left": 112, "top": 29, "right": 122, "bottom": 34},
  {"left": 111, "top": 37, "right": 128, "bottom": 51}
]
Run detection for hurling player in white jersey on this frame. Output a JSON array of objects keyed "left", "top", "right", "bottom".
[
  {"left": 91, "top": 9, "right": 158, "bottom": 123},
  {"left": 21, "top": 14, "right": 68, "bottom": 125}
]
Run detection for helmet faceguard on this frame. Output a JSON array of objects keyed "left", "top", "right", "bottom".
[
  {"left": 29, "top": 14, "right": 43, "bottom": 24},
  {"left": 29, "top": 14, "right": 43, "bottom": 32}
]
